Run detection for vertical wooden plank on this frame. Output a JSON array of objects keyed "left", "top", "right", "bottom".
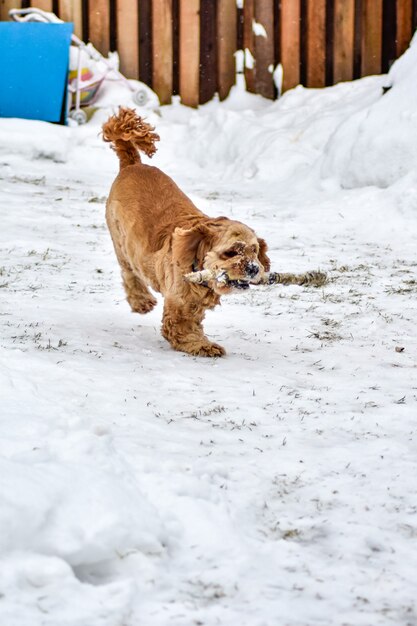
[
  {"left": 254, "top": 0, "right": 275, "bottom": 98},
  {"left": 172, "top": 0, "right": 180, "bottom": 94},
  {"left": 81, "top": 0, "right": 88, "bottom": 41},
  {"left": 333, "top": 0, "right": 355, "bottom": 82},
  {"left": 116, "top": 0, "right": 139, "bottom": 78},
  {"left": 89, "top": 0, "right": 110, "bottom": 56},
  {"left": 243, "top": 0, "right": 255, "bottom": 92},
  {"left": 396, "top": 0, "right": 412, "bottom": 56},
  {"left": 0, "top": 0, "right": 18, "bottom": 21},
  {"left": 273, "top": 0, "right": 281, "bottom": 77},
  {"left": 325, "top": 0, "right": 335, "bottom": 84},
  {"left": 217, "top": 0, "right": 237, "bottom": 100},
  {"left": 306, "top": 0, "right": 326, "bottom": 87},
  {"left": 200, "top": 0, "right": 217, "bottom": 103},
  {"left": 361, "top": 0, "right": 383, "bottom": 75},
  {"left": 179, "top": 0, "right": 200, "bottom": 107},
  {"left": 152, "top": 0, "right": 173, "bottom": 103},
  {"left": 109, "top": 0, "right": 117, "bottom": 51},
  {"left": 280, "top": 0, "right": 300, "bottom": 92},
  {"left": 237, "top": 4, "right": 244, "bottom": 50},
  {"left": 299, "top": 0, "right": 307, "bottom": 85},
  {"left": 353, "top": 0, "right": 362, "bottom": 78},
  {"left": 30, "top": 0, "right": 53, "bottom": 11},
  {"left": 139, "top": 0, "right": 152, "bottom": 87},
  {"left": 58, "top": 0, "right": 82, "bottom": 38},
  {"left": 381, "top": 0, "right": 396, "bottom": 73}
]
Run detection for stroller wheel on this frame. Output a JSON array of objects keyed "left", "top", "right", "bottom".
[
  {"left": 133, "top": 89, "right": 148, "bottom": 106},
  {"left": 69, "top": 108, "right": 88, "bottom": 125}
]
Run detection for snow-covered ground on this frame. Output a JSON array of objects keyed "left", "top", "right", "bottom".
[{"left": 1, "top": 40, "right": 417, "bottom": 626}]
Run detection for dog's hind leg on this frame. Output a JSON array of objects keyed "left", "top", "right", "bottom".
[
  {"left": 120, "top": 262, "right": 157, "bottom": 314},
  {"left": 108, "top": 235, "right": 156, "bottom": 314},
  {"left": 107, "top": 202, "right": 157, "bottom": 314}
]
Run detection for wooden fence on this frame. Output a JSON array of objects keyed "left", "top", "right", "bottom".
[{"left": 1, "top": 0, "right": 416, "bottom": 107}]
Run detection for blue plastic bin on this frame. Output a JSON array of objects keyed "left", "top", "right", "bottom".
[{"left": 0, "top": 22, "right": 73, "bottom": 123}]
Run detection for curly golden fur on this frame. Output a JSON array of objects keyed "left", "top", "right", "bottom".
[{"left": 102, "top": 107, "right": 271, "bottom": 357}]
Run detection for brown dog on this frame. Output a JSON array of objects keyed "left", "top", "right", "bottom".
[{"left": 102, "top": 107, "right": 270, "bottom": 357}]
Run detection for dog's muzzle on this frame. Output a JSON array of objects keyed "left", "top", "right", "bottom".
[{"left": 226, "top": 262, "right": 260, "bottom": 291}]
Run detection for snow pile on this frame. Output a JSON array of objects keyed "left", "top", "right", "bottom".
[
  {"left": 0, "top": 553, "right": 133, "bottom": 626},
  {"left": 0, "top": 452, "right": 164, "bottom": 565},
  {"left": 149, "top": 75, "right": 387, "bottom": 185},
  {"left": 0, "top": 428, "right": 168, "bottom": 624},
  {"left": 0, "top": 117, "right": 71, "bottom": 162},
  {"left": 321, "top": 33, "right": 417, "bottom": 188},
  {"left": 169, "top": 39, "right": 417, "bottom": 190}
]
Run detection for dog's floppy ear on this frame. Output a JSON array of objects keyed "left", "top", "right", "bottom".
[
  {"left": 257, "top": 237, "right": 271, "bottom": 272},
  {"left": 172, "top": 222, "right": 215, "bottom": 271}
]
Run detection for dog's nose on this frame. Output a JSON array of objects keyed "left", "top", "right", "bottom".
[{"left": 246, "top": 262, "right": 260, "bottom": 278}]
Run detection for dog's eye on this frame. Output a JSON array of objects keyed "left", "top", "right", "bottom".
[{"left": 223, "top": 250, "right": 238, "bottom": 258}]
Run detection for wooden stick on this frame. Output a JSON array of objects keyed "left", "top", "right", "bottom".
[
  {"left": 184, "top": 269, "right": 327, "bottom": 287},
  {"left": 184, "top": 269, "right": 228, "bottom": 285},
  {"left": 264, "top": 271, "right": 327, "bottom": 286}
]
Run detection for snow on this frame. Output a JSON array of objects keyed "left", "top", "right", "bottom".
[
  {"left": 252, "top": 19, "right": 267, "bottom": 38},
  {"left": 1, "top": 40, "right": 417, "bottom": 626},
  {"left": 244, "top": 47, "right": 255, "bottom": 70},
  {"left": 322, "top": 33, "right": 417, "bottom": 188}
]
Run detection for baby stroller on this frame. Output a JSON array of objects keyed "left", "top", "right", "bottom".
[{"left": 9, "top": 7, "right": 149, "bottom": 124}]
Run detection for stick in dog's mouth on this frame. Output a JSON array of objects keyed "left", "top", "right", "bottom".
[{"left": 184, "top": 269, "right": 327, "bottom": 288}]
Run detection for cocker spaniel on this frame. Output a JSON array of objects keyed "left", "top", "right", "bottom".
[{"left": 102, "top": 107, "right": 270, "bottom": 357}]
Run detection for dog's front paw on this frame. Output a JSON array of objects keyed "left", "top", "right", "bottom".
[{"left": 194, "top": 341, "right": 226, "bottom": 358}]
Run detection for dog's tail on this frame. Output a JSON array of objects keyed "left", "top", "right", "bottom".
[{"left": 102, "top": 107, "right": 160, "bottom": 170}]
